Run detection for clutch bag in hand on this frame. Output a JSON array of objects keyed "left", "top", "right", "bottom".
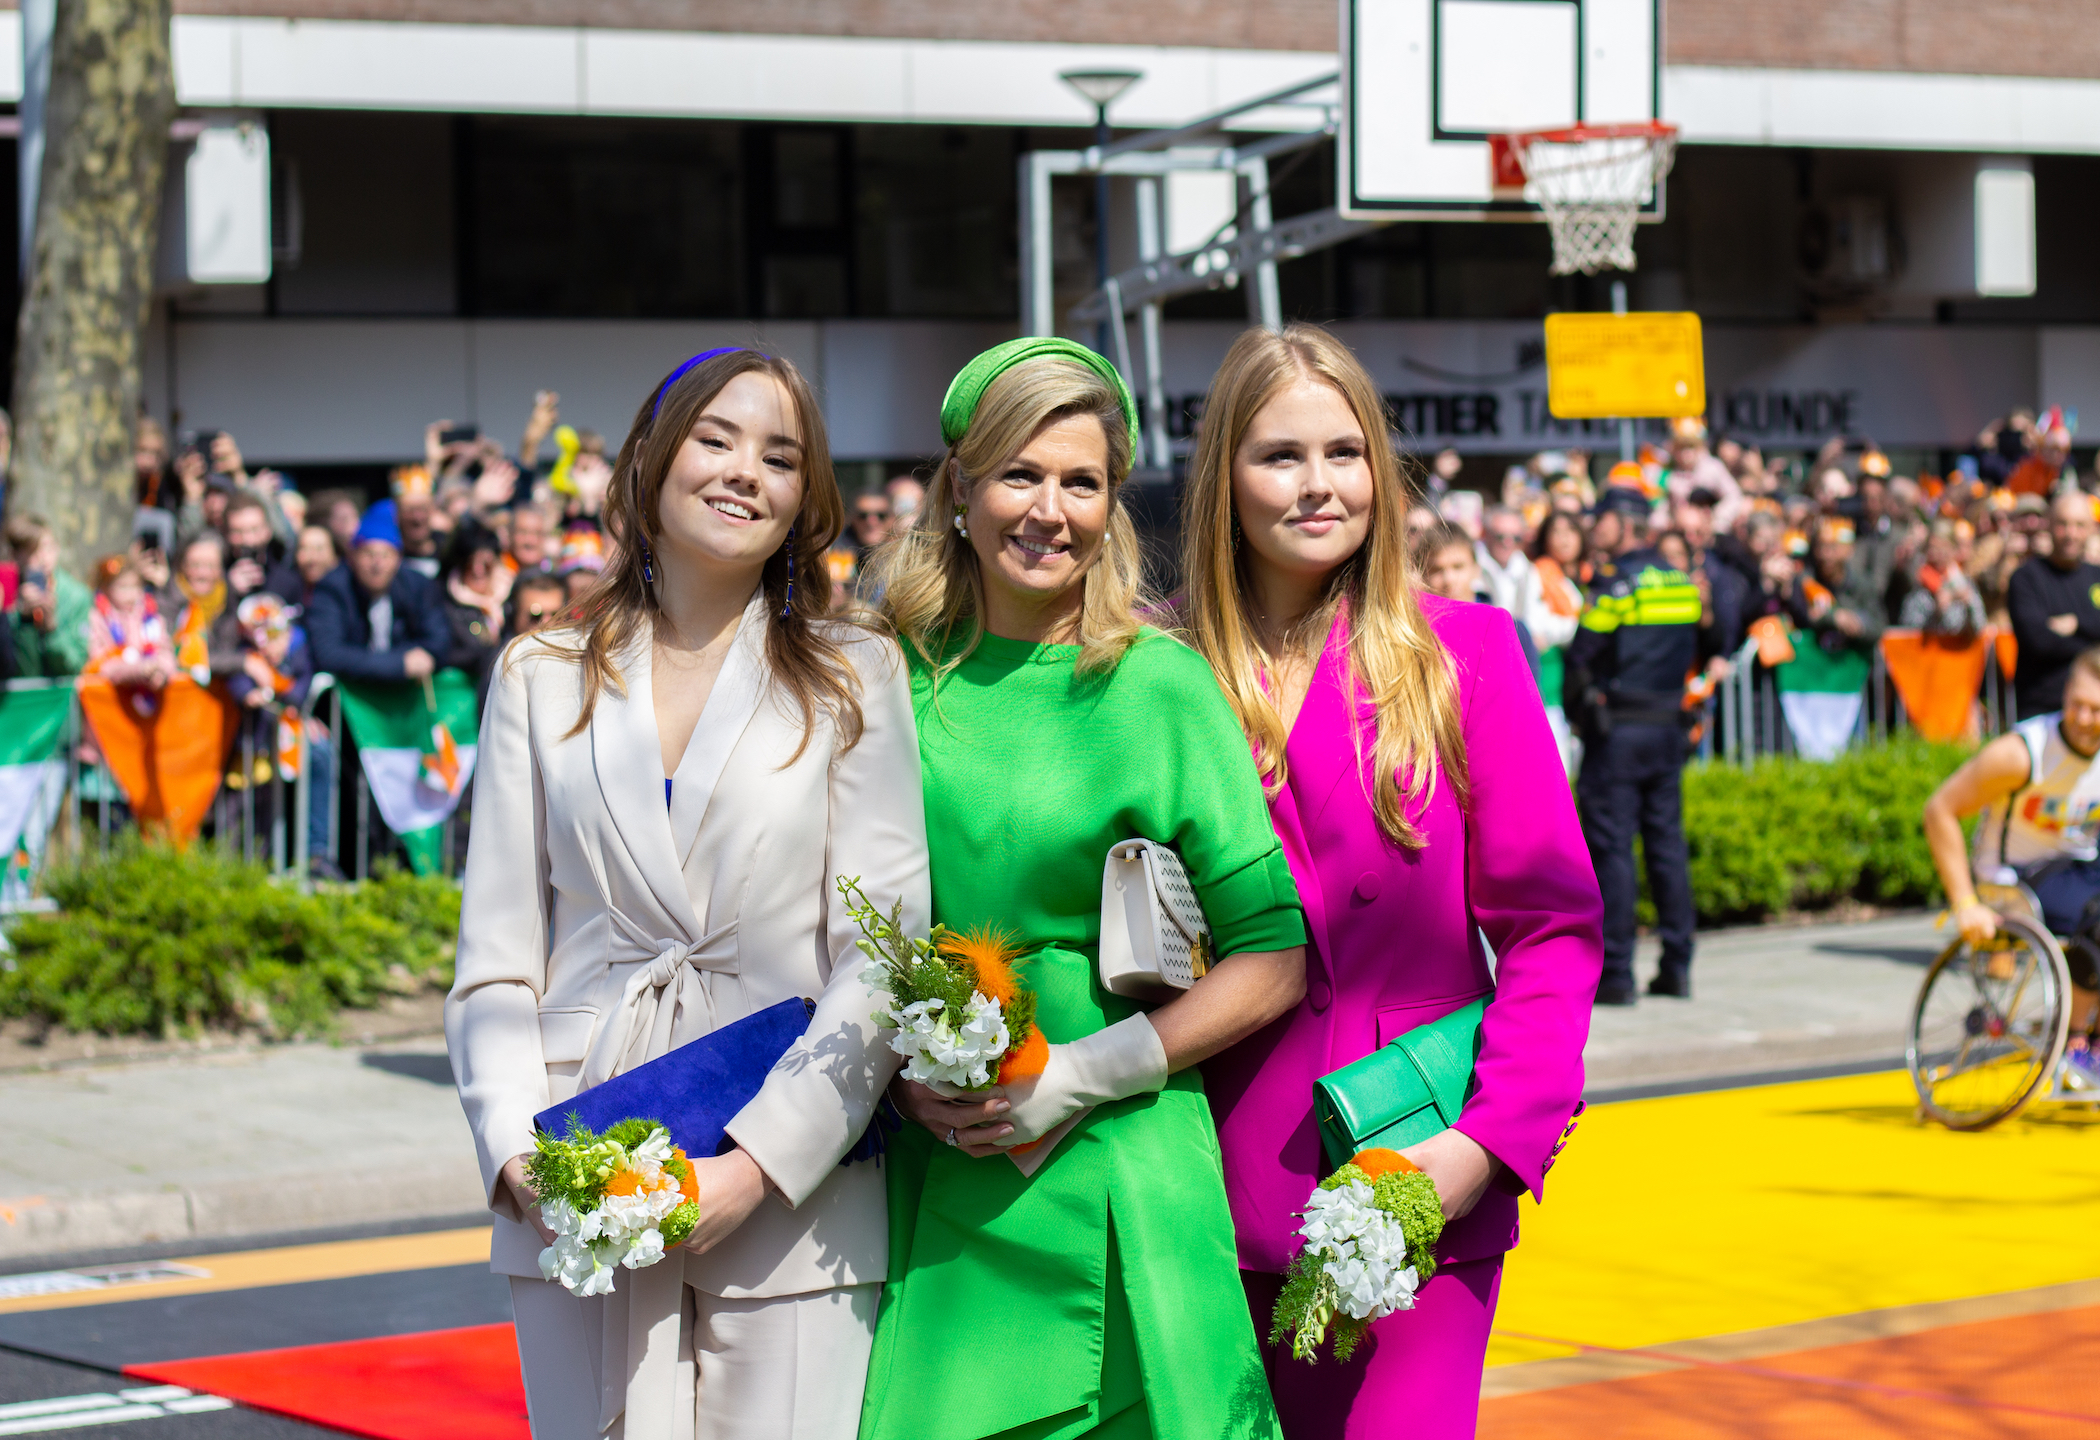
[
  {"left": 1314, "top": 995, "right": 1487, "bottom": 1170},
  {"left": 534, "top": 996, "right": 814, "bottom": 1160}
]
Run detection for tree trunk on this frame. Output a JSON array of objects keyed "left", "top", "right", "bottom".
[{"left": 9, "top": 0, "right": 174, "bottom": 578}]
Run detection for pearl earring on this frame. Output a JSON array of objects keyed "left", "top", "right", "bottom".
[{"left": 953, "top": 502, "right": 969, "bottom": 540}]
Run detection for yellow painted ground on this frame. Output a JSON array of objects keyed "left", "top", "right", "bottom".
[
  {"left": 0, "top": 1226, "right": 492, "bottom": 1315},
  {"left": 1486, "top": 1070, "right": 2100, "bottom": 1367}
]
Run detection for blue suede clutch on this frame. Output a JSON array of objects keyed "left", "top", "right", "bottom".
[{"left": 534, "top": 997, "right": 817, "bottom": 1159}]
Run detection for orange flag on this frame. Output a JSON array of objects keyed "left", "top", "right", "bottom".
[
  {"left": 1991, "top": 626, "right": 2017, "bottom": 681},
  {"left": 78, "top": 676, "right": 237, "bottom": 843},
  {"left": 1748, "top": 614, "right": 1795, "bottom": 668},
  {"left": 1879, "top": 630, "right": 1988, "bottom": 744}
]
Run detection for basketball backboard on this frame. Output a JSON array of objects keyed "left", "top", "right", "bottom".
[{"left": 1340, "top": 0, "right": 1662, "bottom": 220}]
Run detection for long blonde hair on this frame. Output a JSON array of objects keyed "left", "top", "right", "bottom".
[
  {"left": 1179, "top": 324, "right": 1467, "bottom": 849},
  {"left": 876, "top": 356, "right": 1144, "bottom": 679},
  {"left": 533, "top": 349, "right": 862, "bottom": 759}
]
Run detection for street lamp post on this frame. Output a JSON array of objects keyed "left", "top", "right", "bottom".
[{"left": 1059, "top": 69, "right": 1142, "bottom": 357}]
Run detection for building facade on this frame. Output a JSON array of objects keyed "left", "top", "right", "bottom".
[{"left": 9, "top": 0, "right": 2100, "bottom": 483}]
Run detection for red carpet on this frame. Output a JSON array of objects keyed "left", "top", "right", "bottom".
[{"left": 126, "top": 1323, "right": 529, "bottom": 1440}]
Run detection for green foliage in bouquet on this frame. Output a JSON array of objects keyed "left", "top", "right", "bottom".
[
  {"left": 1270, "top": 1161, "right": 1445, "bottom": 1364},
  {"left": 836, "top": 874, "right": 1038, "bottom": 1055},
  {"left": 0, "top": 841, "right": 459, "bottom": 1037},
  {"left": 528, "top": 1116, "right": 700, "bottom": 1250}
]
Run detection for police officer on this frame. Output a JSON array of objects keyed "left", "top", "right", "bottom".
[{"left": 1565, "top": 487, "right": 1702, "bottom": 1005}]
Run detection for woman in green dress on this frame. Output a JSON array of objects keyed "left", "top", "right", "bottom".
[{"left": 859, "top": 338, "right": 1308, "bottom": 1440}]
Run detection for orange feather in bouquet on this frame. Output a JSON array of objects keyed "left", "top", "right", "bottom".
[{"left": 939, "top": 927, "right": 1049, "bottom": 1084}]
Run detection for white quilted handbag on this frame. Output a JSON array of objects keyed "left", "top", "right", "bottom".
[{"left": 1098, "top": 839, "right": 1215, "bottom": 997}]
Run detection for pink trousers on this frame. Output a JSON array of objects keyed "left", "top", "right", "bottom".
[{"left": 1242, "top": 1255, "right": 1504, "bottom": 1440}]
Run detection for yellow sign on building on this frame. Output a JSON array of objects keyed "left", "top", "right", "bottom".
[{"left": 1543, "top": 312, "right": 1706, "bottom": 420}]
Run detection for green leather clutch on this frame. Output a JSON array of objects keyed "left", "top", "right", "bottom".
[{"left": 1314, "top": 996, "right": 1487, "bottom": 1170}]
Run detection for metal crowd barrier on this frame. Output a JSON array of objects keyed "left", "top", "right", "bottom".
[
  {"left": 1709, "top": 627, "right": 2019, "bottom": 769},
  {"left": 4, "top": 671, "right": 470, "bottom": 903}
]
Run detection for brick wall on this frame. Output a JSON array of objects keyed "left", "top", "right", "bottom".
[
  {"left": 167, "top": 0, "right": 1343, "bottom": 52},
  {"left": 161, "top": 0, "right": 2100, "bottom": 79},
  {"left": 1666, "top": 0, "right": 2100, "bottom": 79}
]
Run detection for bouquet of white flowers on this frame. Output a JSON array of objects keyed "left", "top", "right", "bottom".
[
  {"left": 1270, "top": 1148, "right": 1446, "bottom": 1363},
  {"left": 526, "top": 1117, "right": 701, "bottom": 1297},
  {"left": 838, "top": 875, "right": 1046, "bottom": 1094}
]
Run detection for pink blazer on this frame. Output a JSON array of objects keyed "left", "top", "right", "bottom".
[{"left": 1205, "top": 596, "right": 1603, "bottom": 1270}]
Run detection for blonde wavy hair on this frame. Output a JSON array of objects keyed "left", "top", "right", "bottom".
[
  {"left": 1178, "top": 324, "right": 1467, "bottom": 849},
  {"left": 530, "top": 349, "right": 862, "bottom": 760},
  {"left": 875, "top": 356, "right": 1144, "bottom": 679}
]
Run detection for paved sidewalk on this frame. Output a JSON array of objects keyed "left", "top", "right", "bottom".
[
  {"left": 0, "top": 1038, "right": 483, "bottom": 1264},
  {"left": 0, "top": 914, "right": 1951, "bottom": 1265},
  {"left": 1583, "top": 912, "right": 1944, "bottom": 1093}
]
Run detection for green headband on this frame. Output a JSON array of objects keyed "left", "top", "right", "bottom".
[{"left": 938, "top": 336, "right": 1140, "bottom": 448}]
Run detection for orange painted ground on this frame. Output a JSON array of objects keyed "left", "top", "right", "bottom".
[{"left": 1482, "top": 1304, "right": 2100, "bottom": 1438}]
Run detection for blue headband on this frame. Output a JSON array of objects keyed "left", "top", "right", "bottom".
[{"left": 651, "top": 347, "right": 761, "bottom": 421}]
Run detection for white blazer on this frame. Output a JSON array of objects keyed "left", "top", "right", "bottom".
[{"left": 446, "top": 589, "right": 926, "bottom": 1296}]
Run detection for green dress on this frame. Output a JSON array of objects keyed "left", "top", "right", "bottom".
[{"left": 860, "top": 629, "right": 1305, "bottom": 1440}]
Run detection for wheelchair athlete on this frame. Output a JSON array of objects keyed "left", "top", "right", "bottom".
[{"left": 1923, "top": 647, "right": 2100, "bottom": 1088}]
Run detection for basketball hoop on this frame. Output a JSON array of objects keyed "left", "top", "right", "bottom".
[{"left": 1488, "top": 121, "right": 1679, "bottom": 276}]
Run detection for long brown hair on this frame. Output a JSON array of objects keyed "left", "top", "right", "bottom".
[
  {"left": 534, "top": 349, "right": 862, "bottom": 758},
  {"left": 1179, "top": 324, "right": 1467, "bottom": 849},
  {"left": 875, "top": 356, "right": 1144, "bottom": 681}
]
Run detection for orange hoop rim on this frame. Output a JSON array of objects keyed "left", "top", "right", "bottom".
[
  {"left": 1488, "top": 120, "right": 1679, "bottom": 197},
  {"left": 1491, "top": 119, "right": 1680, "bottom": 150}
]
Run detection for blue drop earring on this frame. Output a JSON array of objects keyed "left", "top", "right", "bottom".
[
  {"left": 640, "top": 536, "right": 656, "bottom": 588},
  {"left": 781, "top": 526, "right": 796, "bottom": 619}
]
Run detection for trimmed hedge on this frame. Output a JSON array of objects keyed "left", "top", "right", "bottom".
[
  {"left": 1653, "top": 737, "right": 1971, "bottom": 926},
  {"left": 0, "top": 842, "right": 459, "bottom": 1038}
]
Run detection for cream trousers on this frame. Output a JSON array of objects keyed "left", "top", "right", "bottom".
[{"left": 509, "top": 1277, "right": 880, "bottom": 1440}]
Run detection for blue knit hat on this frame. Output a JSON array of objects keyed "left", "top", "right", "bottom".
[{"left": 354, "top": 499, "right": 403, "bottom": 551}]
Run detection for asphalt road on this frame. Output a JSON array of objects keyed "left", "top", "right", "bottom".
[{"left": 0, "top": 1348, "right": 328, "bottom": 1436}]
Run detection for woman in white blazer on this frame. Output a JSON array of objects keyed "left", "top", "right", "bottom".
[{"left": 446, "top": 348, "right": 929, "bottom": 1440}]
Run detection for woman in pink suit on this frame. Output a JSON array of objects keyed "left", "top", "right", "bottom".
[{"left": 1180, "top": 324, "right": 1603, "bottom": 1437}]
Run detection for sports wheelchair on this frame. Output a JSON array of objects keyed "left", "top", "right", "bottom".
[{"left": 1907, "top": 881, "right": 2100, "bottom": 1129}]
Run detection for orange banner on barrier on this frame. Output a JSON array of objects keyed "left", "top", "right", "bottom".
[
  {"left": 77, "top": 676, "right": 236, "bottom": 843},
  {"left": 1879, "top": 630, "right": 1990, "bottom": 743}
]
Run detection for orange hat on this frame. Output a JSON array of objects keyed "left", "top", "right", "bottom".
[
  {"left": 1816, "top": 516, "right": 1856, "bottom": 546},
  {"left": 391, "top": 464, "right": 433, "bottom": 500},
  {"left": 1858, "top": 450, "right": 1892, "bottom": 479},
  {"left": 1670, "top": 415, "right": 1708, "bottom": 444},
  {"left": 1605, "top": 460, "right": 1646, "bottom": 490}
]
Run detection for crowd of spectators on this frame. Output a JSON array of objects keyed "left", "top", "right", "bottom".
[
  {"left": 0, "top": 392, "right": 624, "bottom": 873},
  {"left": 3, "top": 389, "right": 2089, "bottom": 865},
  {"left": 1407, "top": 408, "right": 2097, "bottom": 770}
]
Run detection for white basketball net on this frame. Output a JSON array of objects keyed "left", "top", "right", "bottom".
[{"left": 1516, "top": 130, "right": 1678, "bottom": 276}]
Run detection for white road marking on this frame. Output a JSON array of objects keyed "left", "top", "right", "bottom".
[
  {"left": 0, "top": 1388, "right": 233, "bottom": 1435},
  {"left": 0, "top": 1267, "right": 211, "bottom": 1304}
]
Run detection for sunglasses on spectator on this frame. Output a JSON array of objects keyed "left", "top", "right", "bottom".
[{"left": 856, "top": 505, "right": 890, "bottom": 518}]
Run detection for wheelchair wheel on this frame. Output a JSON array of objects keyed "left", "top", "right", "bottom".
[{"left": 1908, "top": 913, "right": 2072, "bottom": 1130}]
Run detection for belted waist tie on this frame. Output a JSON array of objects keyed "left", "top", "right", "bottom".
[{"left": 571, "top": 918, "right": 741, "bottom": 1437}]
